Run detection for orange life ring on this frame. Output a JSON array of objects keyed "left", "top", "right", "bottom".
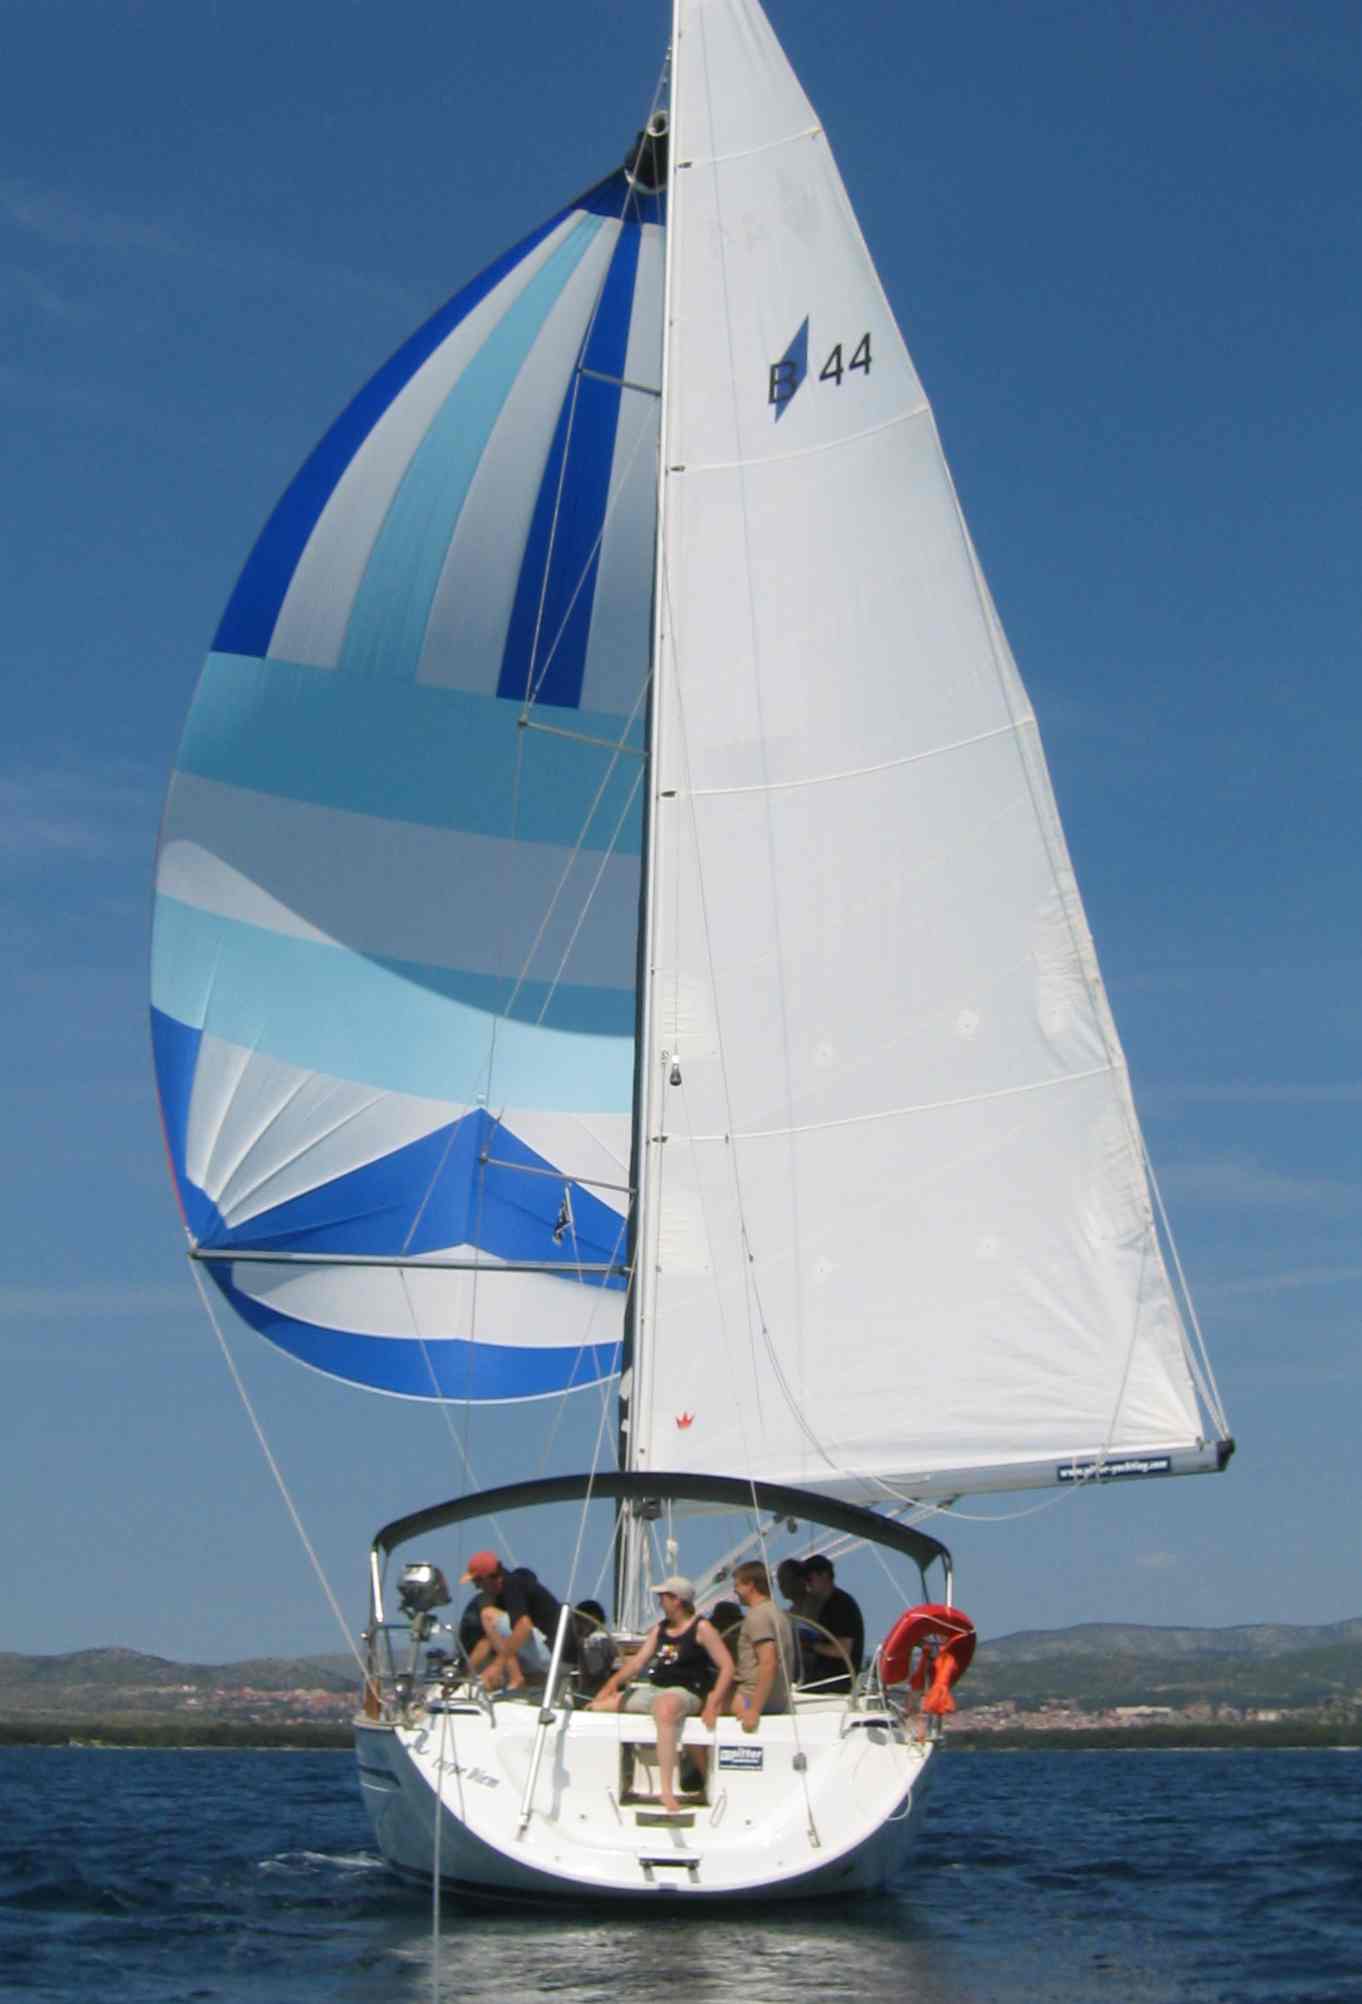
[{"left": 878, "top": 1603, "right": 976, "bottom": 1715}]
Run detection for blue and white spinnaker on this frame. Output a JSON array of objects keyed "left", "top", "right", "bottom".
[{"left": 151, "top": 166, "right": 664, "bottom": 1401}]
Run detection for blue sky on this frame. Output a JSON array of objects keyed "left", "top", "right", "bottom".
[{"left": 3, "top": 0, "right": 1358, "bottom": 1663}]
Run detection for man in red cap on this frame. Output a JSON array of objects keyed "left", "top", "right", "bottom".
[{"left": 458, "top": 1551, "right": 577, "bottom": 1692}]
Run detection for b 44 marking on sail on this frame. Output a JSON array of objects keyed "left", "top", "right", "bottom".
[{"left": 768, "top": 323, "right": 872, "bottom": 418}]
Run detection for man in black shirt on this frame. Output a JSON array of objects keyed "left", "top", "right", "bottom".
[
  {"left": 459, "top": 1550, "right": 576, "bottom": 1691},
  {"left": 457, "top": 1590, "right": 490, "bottom": 1664},
  {"left": 802, "top": 1554, "right": 864, "bottom": 1695}
]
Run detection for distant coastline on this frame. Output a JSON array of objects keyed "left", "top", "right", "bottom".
[
  {"left": 3, "top": 1719, "right": 1359, "bottom": 1753},
  {"left": 4, "top": 1622, "right": 1358, "bottom": 1753}
]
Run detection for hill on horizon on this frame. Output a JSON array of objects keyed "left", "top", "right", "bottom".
[
  {"left": 983, "top": 1617, "right": 1362, "bottom": 1660},
  {"left": 0, "top": 1647, "right": 357, "bottom": 1697},
  {"left": 4, "top": 1617, "right": 1360, "bottom": 1680},
  {"left": 2, "top": 1619, "right": 1360, "bottom": 1723}
]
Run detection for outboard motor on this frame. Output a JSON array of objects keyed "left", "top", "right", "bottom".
[{"left": 397, "top": 1561, "right": 451, "bottom": 1643}]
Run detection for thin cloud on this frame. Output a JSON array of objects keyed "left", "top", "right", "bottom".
[
  {"left": 1166, "top": 1083, "right": 1362, "bottom": 1106},
  {"left": 0, "top": 181, "right": 179, "bottom": 255},
  {"left": 1159, "top": 1152, "right": 1361, "bottom": 1214},
  {"left": 1230, "top": 1358, "right": 1361, "bottom": 1389},
  {"left": 2, "top": 261, "right": 90, "bottom": 324},
  {"left": 0, "top": 176, "right": 426, "bottom": 319},
  {"left": 0, "top": 1282, "right": 192, "bottom": 1319},
  {"left": 1201, "top": 1263, "right": 1362, "bottom": 1302},
  {"left": 1027, "top": 684, "right": 1153, "bottom": 749},
  {"left": 1, "top": 761, "right": 161, "bottom": 864},
  {"left": 1134, "top": 1552, "right": 1177, "bottom": 1571}
]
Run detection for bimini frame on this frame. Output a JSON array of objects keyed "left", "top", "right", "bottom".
[{"left": 366, "top": 1469, "right": 952, "bottom": 1628}]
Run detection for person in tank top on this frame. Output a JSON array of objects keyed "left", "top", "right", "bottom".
[{"left": 589, "top": 1575, "right": 734, "bottom": 1812}]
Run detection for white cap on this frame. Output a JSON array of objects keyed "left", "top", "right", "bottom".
[{"left": 652, "top": 1575, "right": 695, "bottom": 1601}]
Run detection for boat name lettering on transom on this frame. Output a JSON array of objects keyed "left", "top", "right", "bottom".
[
  {"left": 432, "top": 1757, "right": 500, "bottom": 1788},
  {"left": 768, "top": 320, "right": 871, "bottom": 419}
]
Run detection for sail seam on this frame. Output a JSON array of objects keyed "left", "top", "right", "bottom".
[
  {"left": 675, "top": 1060, "right": 1120, "bottom": 1144},
  {"left": 671, "top": 397, "right": 930, "bottom": 475},
  {"left": 680, "top": 122, "right": 821, "bottom": 169},
  {"left": 213, "top": 1082, "right": 391, "bottom": 1223},
  {"left": 687, "top": 715, "right": 1037, "bottom": 797}
]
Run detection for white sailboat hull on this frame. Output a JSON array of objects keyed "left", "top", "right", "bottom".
[{"left": 356, "top": 1701, "right": 937, "bottom": 1903}]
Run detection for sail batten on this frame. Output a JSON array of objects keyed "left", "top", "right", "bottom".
[{"left": 665, "top": 397, "right": 933, "bottom": 475}]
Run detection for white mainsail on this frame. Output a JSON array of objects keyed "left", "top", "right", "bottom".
[{"left": 629, "top": 0, "right": 1225, "bottom": 1500}]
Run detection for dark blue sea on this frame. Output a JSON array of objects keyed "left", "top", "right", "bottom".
[{"left": 3, "top": 1747, "right": 1359, "bottom": 2003}]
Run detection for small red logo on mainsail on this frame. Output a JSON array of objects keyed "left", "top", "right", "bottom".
[{"left": 675, "top": 1412, "right": 694, "bottom": 1429}]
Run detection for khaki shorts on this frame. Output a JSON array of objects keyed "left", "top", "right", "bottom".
[{"left": 621, "top": 1684, "right": 703, "bottom": 1717}]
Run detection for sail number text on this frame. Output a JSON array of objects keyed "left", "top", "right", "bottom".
[{"left": 769, "top": 326, "right": 871, "bottom": 419}]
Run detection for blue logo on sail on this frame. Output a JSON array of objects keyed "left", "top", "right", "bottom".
[{"left": 769, "top": 318, "right": 809, "bottom": 420}]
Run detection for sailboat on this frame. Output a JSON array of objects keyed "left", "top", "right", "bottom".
[{"left": 151, "top": 0, "right": 1231, "bottom": 1903}]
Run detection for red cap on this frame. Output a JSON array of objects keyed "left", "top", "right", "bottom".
[{"left": 459, "top": 1549, "right": 502, "bottom": 1585}]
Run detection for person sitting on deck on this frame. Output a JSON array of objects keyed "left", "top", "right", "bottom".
[
  {"left": 801, "top": 1553, "right": 865, "bottom": 1694},
  {"left": 572, "top": 1599, "right": 618, "bottom": 1696},
  {"left": 456, "top": 1588, "right": 489, "bottom": 1669},
  {"left": 707, "top": 1597, "right": 743, "bottom": 1648},
  {"left": 458, "top": 1551, "right": 576, "bottom": 1693},
  {"left": 775, "top": 1557, "right": 821, "bottom": 1686},
  {"left": 728, "top": 1561, "right": 796, "bottom": 1729},
  {"left": 589, "top": 1576, "right": 733, "bottom": 1813}
]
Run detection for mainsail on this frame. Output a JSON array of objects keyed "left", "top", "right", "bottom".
[
  {"left": 151, "top": 167, "right": 664, "bottom": 1401},
  {"left": 626, "top": 0, "right": 1226, "bottom": 1499}
]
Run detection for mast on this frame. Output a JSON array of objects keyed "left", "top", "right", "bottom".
[{"left": 616, "top": 3, "right": 683, "bottom": 1631}]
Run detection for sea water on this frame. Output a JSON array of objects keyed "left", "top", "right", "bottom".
[{"left": 2, "top": 1746, "right": 1358, "bottom": 2003}]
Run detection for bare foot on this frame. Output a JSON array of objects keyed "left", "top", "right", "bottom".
[{"left": 659, "top": 1795, "right": 681, "bottom": 1814}]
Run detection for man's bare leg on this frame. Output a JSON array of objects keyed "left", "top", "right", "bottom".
[{"left": 478, "top": 1606, "right": 525, "bottom": 1691}]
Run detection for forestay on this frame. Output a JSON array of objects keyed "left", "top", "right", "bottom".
[
  {"left": 628, "top": 0, "right": 1224, "bottom": 1499},
  {"left": 151, "top": 167, "right": 664, "bottom": 1401}
]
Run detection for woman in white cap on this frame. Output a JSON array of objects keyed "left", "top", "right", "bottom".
[{"left": 589, "top": 1577, "right": 734, "bottom": 1812}]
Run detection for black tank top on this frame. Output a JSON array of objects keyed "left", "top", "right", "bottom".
[{"left": 646, "top": 1615, "right": 714, "bottom": 1696}]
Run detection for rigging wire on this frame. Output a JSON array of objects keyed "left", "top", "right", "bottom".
[
  {"left": 189, "top": 1262, "right": 366, "bottom": 1674},
  {"left": 532, "top": 1209, "right": 632, "bottom": 1481},
  {"left": 397, "top": 1262, "right": 521, "bottom": 1568},
  {"left": 536, "top": 765, "right": 647, "bottom": 1029},
  {"left": 430, "top": 1707, "right": 448, "bottom": 2004},
  {"left": 1144, "top": 1140, "right": 1231, "bottom": 1436}
]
